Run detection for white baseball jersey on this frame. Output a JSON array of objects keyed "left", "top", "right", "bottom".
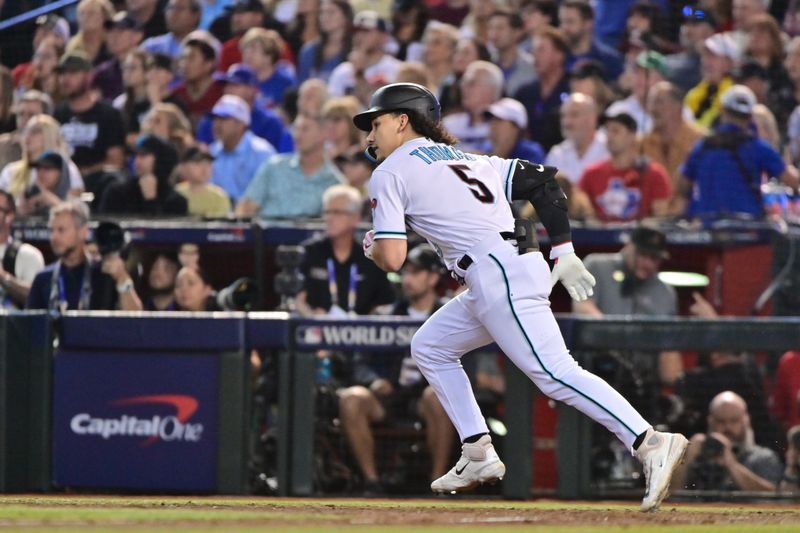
[{"left": 368, "top": 137, "right": 519, "bottom": 269}]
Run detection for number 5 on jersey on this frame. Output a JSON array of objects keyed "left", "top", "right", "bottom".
[{"left": 448, "top": 164, "right": 495, "bottom": 204}]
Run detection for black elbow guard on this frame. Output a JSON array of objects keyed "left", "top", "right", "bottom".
[{"left": 510, "top": 160, "right": 571, "bottom": 245}]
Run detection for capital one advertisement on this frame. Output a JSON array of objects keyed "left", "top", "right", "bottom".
[{"left": 52, "top": 351, "right": 219, "bottom": 491}]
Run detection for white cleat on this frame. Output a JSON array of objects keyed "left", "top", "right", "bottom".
[
  {"left": 634, "top": 428, "right": 689, "bottom": 512},
  {"left": 431, "top": 434, "right": 506, "bottom": 494}
]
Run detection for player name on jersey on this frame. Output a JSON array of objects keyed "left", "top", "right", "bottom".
[{"left": 409, "top": 145, "right": 476, "bottom": 164}]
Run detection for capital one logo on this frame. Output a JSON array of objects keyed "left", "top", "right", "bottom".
[{"left": 70, "top": 395, "right": 204, "bottom": 446}]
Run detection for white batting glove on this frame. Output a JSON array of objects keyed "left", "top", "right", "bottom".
[
  {"left": 362, "top": 229, "right": 375, "bottom": 261},
  {"left": 550, "top": 252, "right": 596, "bottom": 302}
]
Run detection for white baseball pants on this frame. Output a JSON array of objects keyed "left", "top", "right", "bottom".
[{"left": 411, "top": 238, "right": 650, "bottom": 450}]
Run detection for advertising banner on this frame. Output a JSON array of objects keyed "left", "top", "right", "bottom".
[{"left": 52, "top": 351, "right": 219, "bottom": 491}]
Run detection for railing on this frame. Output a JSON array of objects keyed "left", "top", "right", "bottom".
[{"left": 0, "top": 0, "right": 80, "bottom": 32}]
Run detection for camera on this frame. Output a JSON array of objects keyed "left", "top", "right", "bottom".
[
  {"left": 699, "top": 435, "right": 725, "bottom": 460},
  {"left": 273, "top": 245, "right": 305, "bottom": 311},
  {"left": 216, "top": 277, "right": 258, "bottom": 311},
  {"left": 94, "top": 221, "right": 130, "bottom": 257}
]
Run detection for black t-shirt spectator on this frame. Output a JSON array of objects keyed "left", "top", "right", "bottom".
[
  {"left": 300, "top": 235, "right": 395, "bottom": 315},
  {"left": 98, "top": 177, "right": 188, "bottom": 216},
  {"left": 26, "top": 260, "right": 118, "bottom": 310},
  {"left": 141, "top": 0, "right": 168, "bottom": 39},
  {"left": 514, "top": 75, "right": 570, "bottom": 152},
  {"left": 54, "top": 100, "right": 125, "bottom": 169}
]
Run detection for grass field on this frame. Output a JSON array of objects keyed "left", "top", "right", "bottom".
[{"left": 1, "top": 496, "right": 799, "bottom": 532}]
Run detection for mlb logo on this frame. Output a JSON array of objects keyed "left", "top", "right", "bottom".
[{"left": 299, "top": 326, "right": 322, "bottom": 344}]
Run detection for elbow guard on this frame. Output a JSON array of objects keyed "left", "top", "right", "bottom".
[{"left": 510, "top": 160, "right": 571, "bottom": 245}]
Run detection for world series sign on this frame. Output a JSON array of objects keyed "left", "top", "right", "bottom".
[{"left": 52, "top": 351, "right": 219, "bottom": 491}]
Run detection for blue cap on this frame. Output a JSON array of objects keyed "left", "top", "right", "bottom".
[{"left": 213, "top": 63, "right": 259, "bottom": 86}]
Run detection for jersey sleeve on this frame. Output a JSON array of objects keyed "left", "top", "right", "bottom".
[
  {"left": 367, "top": 169, "right": 408, "bottom": 240},
  {"left": 481, "top": 155, "right": 518, "bottom": 202}
]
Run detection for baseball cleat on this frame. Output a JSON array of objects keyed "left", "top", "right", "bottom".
[
  {"left": 634, "top": 429, "right": 689, "bottom": 512},
  {"left": 431, "top": 434, "right": 506, "bottom": 494}
]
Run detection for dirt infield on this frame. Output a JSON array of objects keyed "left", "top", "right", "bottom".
[{"left": 1, "top": 496, "right": 799, "bottom": 531}]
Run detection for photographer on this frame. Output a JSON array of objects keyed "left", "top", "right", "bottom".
[
  {"left": 781, "top": 426, "right": 800, "bottom": 493},
  {"left": 26, "top": 200, "right": 142, "bottom": 311},
  {"left": 671, "top": 391, "right": 783, "bottom": 493}
]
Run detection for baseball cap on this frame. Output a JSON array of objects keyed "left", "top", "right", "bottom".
[
  {"left": 602, "top": 112, "right": 638, "bottom": 132},
  {"left": 213, "top": 63, "right": 259, "bottom": 86},
  {"left": 55, "top": 52, "right": 93, "bottom": 73},
  {"left": 183, "top": 30, "right": 222, "bottom": 61},
  {"left": 181, "top": 146, "right": 215, "bottom": 163},
  {"left": 484, "top": 98, "right": 528, "bottom": 130},
  {"left": 104, "top": 11, "right": 144, "bottom": 31},
  {"left": 721, "top": 84, "right": 756, "bottom": 116},
  {"left": 682, "top": 6, "right": 716, "bottom": 28},
  {"left": 36, "top": 14, "right": 71, "bottom": 42},
  {"left": 636, "top": 50, "right": 669, "bottom": 77},
  {"left": 231, "top": 0, "right": 265, "bottom": 12},
  {"left": 30, "top": 150, "right": 64, "bottom": 170},
  {"left": 405, "top": 244, "right": 443, "bottom": 272},
  {"left": 353, "top": 11, "right": 388, "bottom": 32},
  {"left": 629, "top": 226, "right": 669, "bottom": 259},
  {"left": 211, "top": 94, "right": 251, "bottom": 125},
  {"left": 704, "top": 33, "right": 741, "bottom": 63}
]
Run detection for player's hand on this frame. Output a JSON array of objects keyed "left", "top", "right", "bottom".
[
  {"left": 362, "top": 229, "right": 375, "bottom": 260},
  {"left": 550, "top": 252, "right": 595, "bottom": 302}
]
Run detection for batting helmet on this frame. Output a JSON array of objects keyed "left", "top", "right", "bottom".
[{"left": 353, "top": 82, "right": 441, "bottom": 132}]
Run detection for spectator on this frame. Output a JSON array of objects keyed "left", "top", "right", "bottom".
[
  {"left": 322, "top": 96, "right": 363, "bottom": 161},
  {"left": 677, "top": 84, "right": 799, "bottom": 219},
  {"left": 573, "top": 226, "right": 682, "bottom": 387},
  {"left": 0, "top": 91, "right": 53, "bottom": 172},
  {"left": 140, "top": 0, "right": 200, "bottom": 60},
  {"left": 174, "top": 264, "right": 221, "bottom": 311},
  {"left": 579, "top": 112, "right": 671, "bottom": 221},
  {"left": 443, "top": 60, "right": 503, "bottom": 153},
  {"left": 172, "top": 30, "right": 225, "bottom": 124},
  {"left": 178, "top": 242, "right": 200, "bottom": 268},
  {"left": 297, "top": 0, "right": 353, "bottom": 83},
  {"left": 0, "top": 114, "right": 84, "bottom": 203},
  {"left": 420, "top": 21, "right": 459, "bottom": 94},
  {"left": 389, "top": 0, "right": 429, "bottom": 62},
  {"left": 196, "top": 63, "right": 292, "bottom": 152},
  {"left": 752, "top": 103, "right": 781, "bottom": 150},
  {"left": 0, "top": 68, "right": 13, "bottom": 134},
  {"left": 487, "top": 10, "right": 537, "bottom": 96},
  {"left": 606, "top": 50, "right": 673, "bottom": 134},
  {"left": 66, "top": 0, "right": 115, "bottom": 66},
  {"left": 438, "top": 37, "right": 490, "bottom": 115},
  {"left": 733, "top": 59, "right": 770, "bottom": 105},
  {"left": 771, "top": 351, "right": 800, "bottom": 432},
  {"left": 93, "top": 11, "right": 145, "bottom": 101},
  {"left": 236, "top": 114, "right": 344, "bottom": 218},
  {"left": 127, "top": 0, "right": 168, "bottom": 39},
  {"left": 98, "top": 133, "right": 187, "bottom": 216},
  {"left": 26, "top": 200, "right": 143, "bottom": 311},
  {"left": 284, "top": 0, "right": 321, "bottom": 58},
  {"left": 338, "top": 244, "right": 453, "bottom": 495},
  {"left": 431, "top": 0, "right": 470, "bottom": 28},
  {"left": 113, "top": 49, "right": 152, "bottom": 147},
  {"left": 568, "top": 60, "right": 617, "bottom": 112},
  {"left": 781, "top": 426, "right": 800, "bottom": 493},
  {"left": 208, "top": 94, "right": 276, "bottom": 202},
  {"left": 546, "top": 92, "right": 609, "bottom": 184},
  {"left": 18, "top": 151, "right": 75, "bottom": 218},
  {"left": 339, "top": 151, "right": 375, "bottom": 197},
  {"left": 15, "top": 39, "right": 64, "bottom": 105},
  {"left": 665, "top": 5, "right": 717, "bottom": 93},
  {"left": 0, "top": 191, "right": 45, "bottom": 308},
  {"left": 143, "top": 53, "right": 187, "bottom": 110},
  {"left": 200, "top": 0, "right": 235, "bottom": 31},
  {"left": 671, "top": 391, "right": 783, "bottom": 493},
  {"left": 140, "top": 102, "right": 196, "bottom": 156},
  {"left": 53, "top": 52, "right": 126, "bottom": 175},
  {"left": 296, "top": 78, "right": 330, "bottom": 118},
  {"left": 143, "top": 250, "right": 180, "bottom": 310},
  {"left": 296, "top": 184, "right": 394, "bottom": 316},
  {"left": 394, "top": 61, "right": 431, "bottom": 88},
  {"left": 622, "top": 0, "right": 677, "bottom": 57},
  {"left": 483, "top": 98, "right": 545, "bottom": 162},
  {"left": 520, "top": 0, "right": 558, "bottom": 45},
  {"left": 240, "top": 28, "right": 296, "bottom": 109},
  {"left": 175, "top": 146, "right": 231, "bottom": 217},
  {"left": 514, "top": 26, "right": 571, "bottom": 151},
  {"left": 327, "top": 11, "right": 400, "bottom": 103},
  {"left": 559, "top": 0, "right": 624, "bottom": 81},
  {"left": 685, "top": 33, "right": 740, "bottom": 128},
  {"left": 458, "top": 0, "right": 495, "bottom": 42},
  {"left": 641, "top": 81, "right": 707, "bottom": 200},
  {"left": 10, "top": 15, "right": 71, "bottom": 89}
]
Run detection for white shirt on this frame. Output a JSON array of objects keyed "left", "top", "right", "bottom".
[
  {"left": 327, "top": 55, "right": 401, "bottom": 97},
  {"left": 0, "top": 240, "right": 45, "bottom": 284},
  {"left": 0, "top": 159, "right": 85, "bottom": 199},
  {"left": 442, "top": 112, "right": 490, "bottom": 154},
  {"left": 545, "top": 130, "right": 609, "bottom": 184},
  {"left": 368, "top": 137, "right": 516, "bottom": 269}
]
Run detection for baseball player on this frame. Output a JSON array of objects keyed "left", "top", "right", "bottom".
[{"left": 354, "top": 82, "right": 688, "bottom": 511}]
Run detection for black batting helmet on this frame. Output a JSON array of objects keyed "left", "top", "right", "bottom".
[{"left": 353, "top": 82, "right": 441, "bottom": 132}]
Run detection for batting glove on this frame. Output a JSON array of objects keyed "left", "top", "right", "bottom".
[
  {"left": 550, "top": 252, "right": 596, "bottom": 302},
  {"left": 362, "top": 229, "right": 375, "bottom": 261}
]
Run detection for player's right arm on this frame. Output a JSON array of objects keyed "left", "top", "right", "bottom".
[{"left": 366, "top": 169, "right": 409, "bottom": 272}]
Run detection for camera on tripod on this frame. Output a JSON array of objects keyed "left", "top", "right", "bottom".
[{"left": 273, "top": 245, "right": 305, "bottom": 311}]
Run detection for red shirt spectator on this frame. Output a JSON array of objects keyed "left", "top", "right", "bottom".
[{"left": 771, "top": 351, "right": 800, "bottom": 431}]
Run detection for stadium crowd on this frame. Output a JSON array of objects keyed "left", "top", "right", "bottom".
[{"left": 1, "top": 0, "right": 800, "bottom": 497}]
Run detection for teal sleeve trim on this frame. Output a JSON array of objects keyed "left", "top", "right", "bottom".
[
  {"left": 488, "top": 253, "right": 639, "bottom": 438},
  {"left": 374, "top": 231, "right": 407, "bottom": 237}
]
